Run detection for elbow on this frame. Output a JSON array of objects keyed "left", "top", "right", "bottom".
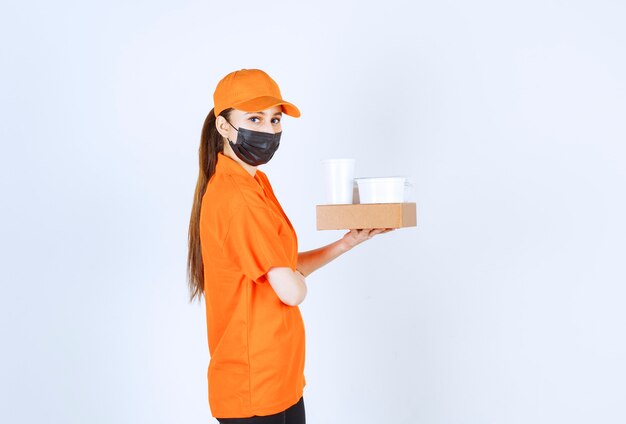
[
  {"left": 283, "top": 286, "right": 307, "bottom": 306},
  {"left": 267, "top": 267, "right": 308, "bottom": 307},
  {"left": 284, "top": 282, "right": 307, "bottom": 306}
]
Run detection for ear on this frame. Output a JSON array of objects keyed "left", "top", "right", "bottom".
[{"left": 215, "top": 115, "right": 232, "bottom": 139}]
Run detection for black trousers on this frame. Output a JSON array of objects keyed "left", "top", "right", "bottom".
[{"left": 216, "top": 397, "right": 305, "bottom": 424}]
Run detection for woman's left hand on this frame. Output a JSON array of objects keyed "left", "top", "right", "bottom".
[{"left": 341, "top": 228, "right": 395, "bottom": 250}]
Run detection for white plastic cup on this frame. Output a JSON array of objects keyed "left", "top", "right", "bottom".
[{"left": 322, "top": 158, "right": 356, "bottom": 204}]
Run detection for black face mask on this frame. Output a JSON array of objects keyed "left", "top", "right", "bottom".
[{"left": 226, "top": 120, "right": 281, "bottom": 166}]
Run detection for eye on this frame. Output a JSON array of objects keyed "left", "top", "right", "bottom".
[
  {"left": 271, "top": 117, "right": 281, "bottom": 124},
  {"left": 248, "top": 116, "right": 261, "bottom": 123}
]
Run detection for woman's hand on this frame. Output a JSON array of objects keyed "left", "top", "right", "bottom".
[{"left": 341, "top": 228, "right": 395, "bottom": 250}]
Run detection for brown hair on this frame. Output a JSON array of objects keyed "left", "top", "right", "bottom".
[{"left": 187, "top": 107, "right": 233, "bottom": 303}]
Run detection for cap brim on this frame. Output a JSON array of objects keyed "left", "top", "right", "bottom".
[{"left": 231, "top": 96, "right": 301, "bottom": 118}]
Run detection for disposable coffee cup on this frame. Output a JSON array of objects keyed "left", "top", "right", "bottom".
[{"left": 322, "top": 158, "right": 356, "bottom": 204}]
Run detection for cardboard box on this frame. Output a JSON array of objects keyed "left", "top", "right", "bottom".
[{"left": 316, "top": 202, "right": 417, "bottom": 230}]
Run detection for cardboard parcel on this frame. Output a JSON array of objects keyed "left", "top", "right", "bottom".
[{"left": 316, "top": 202, "right": 417, "bottom": 230}]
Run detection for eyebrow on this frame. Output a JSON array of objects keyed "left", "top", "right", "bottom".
[{"left": 245, "top": 111, "right": 283, "bottom": 116}]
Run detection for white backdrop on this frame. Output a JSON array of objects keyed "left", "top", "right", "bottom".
[{"left": 2, "top": 1, "right": 625, "bottom": 423}]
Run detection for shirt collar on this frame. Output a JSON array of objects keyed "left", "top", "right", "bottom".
[{"left": 215, "top": 152, "right": 263, "bottom": 187}]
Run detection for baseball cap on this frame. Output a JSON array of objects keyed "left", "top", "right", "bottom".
[{"left": 213, "top": 68, "right": 301, "bottom": 118}]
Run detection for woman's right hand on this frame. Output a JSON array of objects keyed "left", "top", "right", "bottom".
[{"left": 341, "top": 228, "right": 395, "bottom": 250}]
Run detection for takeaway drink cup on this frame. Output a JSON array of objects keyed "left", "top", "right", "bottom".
[{"left": 322, "top": 158, "right": 356, "bottom": 204}]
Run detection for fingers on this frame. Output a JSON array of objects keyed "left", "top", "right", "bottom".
[
  {"left": 349, "top": 228, "right": 396, "bottom": 238},
  {"left": 372, "top": 228, "right": 394, "bottom": 234},
  {"left": 363, "top": 228, "right": 395, "bottom": 238}
]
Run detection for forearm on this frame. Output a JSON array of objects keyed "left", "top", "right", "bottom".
[{"left": 296, "top": 238, "right": 351, "bottom": 278}]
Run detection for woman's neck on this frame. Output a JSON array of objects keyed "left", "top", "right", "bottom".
[{"left": 223, "top": 148, "right": 257, "bottom": 177}]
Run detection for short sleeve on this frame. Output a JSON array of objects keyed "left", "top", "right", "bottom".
[{"left": 222, "top": 206, "right": 293, "bottom": 283}]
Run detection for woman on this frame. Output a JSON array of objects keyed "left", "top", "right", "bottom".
[{"left": 187, "top": 68, "right": 393, "bottom": 423}]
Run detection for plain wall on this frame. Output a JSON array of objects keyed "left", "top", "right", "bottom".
[{"left": 1, "top": 0, "right": 625, "bottom": 423}]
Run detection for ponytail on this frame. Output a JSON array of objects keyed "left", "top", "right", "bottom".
[{"left": 187, "top": 107, "right": 233, "bottom": 302}]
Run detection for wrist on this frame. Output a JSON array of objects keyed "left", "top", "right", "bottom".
[{"left": 337, "top": 238, "right": 352, "bottom": 253}]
